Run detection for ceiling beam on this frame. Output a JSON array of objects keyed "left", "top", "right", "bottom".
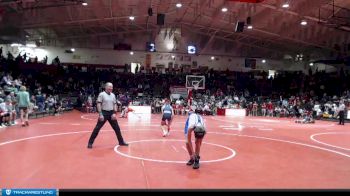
[
  {"left": 21, "top": 10, "right": 177, "bottom": 29},
  {"left": 200, "top": 0, "right": 228, "bottom": 54},
  {"left": 182, "top": 25, "right": 285, "bottom": 56},
  {"left": 196, "top": 13, "right": 336, "bottom": 51}
]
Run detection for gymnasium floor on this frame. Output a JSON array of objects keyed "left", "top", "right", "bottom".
[{"left": 0, "top": 110, "right": 349, "bottom": 189}]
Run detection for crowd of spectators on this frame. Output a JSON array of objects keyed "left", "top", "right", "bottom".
[{"left": 0, "top": 50, "right": 349, "bottom": 125}]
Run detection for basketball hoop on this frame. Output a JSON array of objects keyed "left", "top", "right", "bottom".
[
  {"left": 186, "top": 75, "right": 205, "bottom": 90},
  {"left": 186, "top": 75, "right": 204, "bottom": 108}
]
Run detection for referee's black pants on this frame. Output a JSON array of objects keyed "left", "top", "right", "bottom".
[
  {"left": 339, "top": 111, "right": 345, "bottom": 125},
  {"left": 88, "top": 110, "right": 126, "bottom": 145}
]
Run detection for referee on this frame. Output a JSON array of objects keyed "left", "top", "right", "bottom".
[{"left": 87, "top": 82, "right": 128, "bottom": 148}]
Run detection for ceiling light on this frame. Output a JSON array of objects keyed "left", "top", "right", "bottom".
[
  {"left": 26, "top": 43, "right": 37, "bottom": 48},
  {"left": 11, "top": 43, "right": 22, "bottom": 47},
  {"left": 166, "top": 43, "right": 174, "bottom": 50},
  {"left": 221, "top": 7, "right": 228, "bottom": 12},
  {"left": 176, "top": 3, "right": 182, "bottom": 8},
  {"left": 300, "top": 20, "right": 307, "bottom": 26},
  {"left": 129, "top": 16, "right": 135, "bottom": 21},
  {"left": 82, "top": 2, "right": 88, "bottom": 6},
  {"left": 282, "top": 3, "right": 289, "bottom": 8}
]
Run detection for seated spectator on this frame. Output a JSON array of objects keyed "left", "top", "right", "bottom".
[
  {"left": 5, "top": 98, "right": 16, "bottom": 125},
  {"left": 85, "top": 95, "right": 94, "bottom": 113},
  {"left": 0, "top": 98, "right": 11, "bottom": 127},
  {"left": 36, "top": 92, "right": 45, "bottom": 112},
  {"left": 203, "top": 103, "right": 212, "bottom": 116},
  {"left": 274, "top": 105, "right": 281, "bottom": 117},
  {"left": 280, "top": 106, "right": 287, "bottom": 117},
  {"left": 7, "top": 91, "right": 17, "bottom": 113},
  {"left": 1, "top": 73, "right": 13, "bottom": 86},
  {"left": 46, "top": 95, "right": 55, "bottom": 111},
  {"left": 54, "top": 100, "right": 63, "bottom": 116}
]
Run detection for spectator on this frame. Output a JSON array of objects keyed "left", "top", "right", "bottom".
[
  {"left": 43, "top": 56, "right": 48, "bottom": 64},
  {"left": 267, "top": 101, "right": 274, "bottom": 117},
  {"left": 252, "top": 101, "right": 258, "bottom": 116},
  {"left": 47, "top": 95, "right": 55, "bottom": 111},
  {"left": 0, "top": 98, "right": 10, "bottom": 127},
  {"left": 52, "top": 56, "right": 60, "bottom": 65},
  {"left": 36, "top": 92, "right": 45, "bottom": 112},
  {"left": 17, "top": 86, "right": 30, "bottom": 126},
  {"left": 5, "top": 98, "right": 16, "bottom": 125},
  {"left": 1, "top": 73, "right": 12, "bottom": 86},
  {"left": 261, "top": 102, "right": 267, "bottom": 117}
]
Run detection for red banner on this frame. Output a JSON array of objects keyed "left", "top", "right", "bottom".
[{"left": 145, "top": 54, "right": 151, "bottom": 69}]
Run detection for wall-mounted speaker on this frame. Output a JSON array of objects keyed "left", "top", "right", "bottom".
[
  {"left": 148, "top": 8, "right": 153, "bottom": 16},
  {"left": 235, "top": 21, "right": 245, "bottom": 32},
  {"left": 157, "top": 13, "right": 165, "bottom": 25}
]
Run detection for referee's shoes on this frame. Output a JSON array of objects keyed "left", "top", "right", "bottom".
[{"left": 87, "top": 142, "right": 128, "bottom": 149}]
